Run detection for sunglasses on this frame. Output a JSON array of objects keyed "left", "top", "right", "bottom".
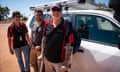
[
  {"left": 15, "top": 15, "right": 21, "bottom": 18},
  {"left": 52, "top": 8, "right": 61, "bottom": 12},
  {"left": 35, "top": 14, "right": 43, "bottom": 17}
]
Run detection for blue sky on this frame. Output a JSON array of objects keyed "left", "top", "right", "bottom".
[{"left": 0, "top": 0, "right": 109, "bottom": 17}]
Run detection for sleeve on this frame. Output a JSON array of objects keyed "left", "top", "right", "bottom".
[
  {"left": 7, "top": 26, "right": 12, "bottom": 38},
  {"left": 65, "top": 22, "right": 74, "bottom": 44},
  {"left": 23, "top": 23, "right": 28, "bottom": 33}
]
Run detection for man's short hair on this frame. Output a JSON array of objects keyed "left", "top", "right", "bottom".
[
  {"left": 12, "top": 11, "right": 21, "bottom": 18},
  {"left": 34, "top": 10, "right": 43, "bottom": 15}
]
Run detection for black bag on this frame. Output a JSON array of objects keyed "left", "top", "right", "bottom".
[
  {"left": 114, "top": 10, "right": 120, "bottom": 22},
  {"left": 109, "top": 0, "right": 120, "bottom": 9}
]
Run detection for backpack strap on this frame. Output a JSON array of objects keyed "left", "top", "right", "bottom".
[
  {"left": 61, "top": 20, "right": 69, "bottom": 62},
  {"left": 43, "top": 19, "right": 50, "bottom": 36},
  {"left": 43, "top": 18, "right": 59, "bottom": 35},
  {"left": 9, "top": 24, "right": 14, "bottom": 37},
  {"left": 64, "top": 20, "right": 69, "bottom": 38}
]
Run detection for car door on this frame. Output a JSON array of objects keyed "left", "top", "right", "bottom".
[
  {"left": 92, "top": 15, "right": 120, "bottom": 45},
  {"left": 74, "top": 14, "right": 120, "bottom": 72}
]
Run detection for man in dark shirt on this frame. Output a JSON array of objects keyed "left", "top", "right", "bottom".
[
  {"left": 30, "top": 10, "right": 44, "bottom": 72},
  {"left": 39, "top": 3, "right": 74, "bottom": 72},
  {"left": 7, "top": 11, "right": 30, "bottom": 72}
]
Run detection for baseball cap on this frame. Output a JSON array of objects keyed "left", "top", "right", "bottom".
[{"left": 51, "top": 3, "right": 62, "bottom": 11}]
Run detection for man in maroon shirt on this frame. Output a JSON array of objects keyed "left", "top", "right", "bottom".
[{"left": 7, "top": 11, "right": 30, "bottom": 72}]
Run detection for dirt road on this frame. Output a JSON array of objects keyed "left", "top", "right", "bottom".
[{"left": 0, "top": 24, "right": 19, "bottom": 72}]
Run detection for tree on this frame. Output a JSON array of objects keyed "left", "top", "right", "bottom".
[
  {"left": 96, "top": 2, "right": 112, "bottom": 12},
  {"left": 0, "top": 5, "right": 10, "bottom": 21},
  {"left": 97, "top": 2, "right": 107, "bottom": 9},
  {"left": 22, "top": 16, "right": 28, "bottom": 21}
]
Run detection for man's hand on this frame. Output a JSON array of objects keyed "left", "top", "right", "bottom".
[
  {"left": 38, "top": 54, "right": 43, "bottom": 62},
  {"left": 60, "top": 66, "right": 68, "bottom": 72},
  {"left": 35, "top": 46, "right": 40, "bottom": 51},
  {"left": 28, "top": 41, "right": 33, "bottom": 49},
  {"left": 61, "top": 60, "right": 69, "bottom": 72}
]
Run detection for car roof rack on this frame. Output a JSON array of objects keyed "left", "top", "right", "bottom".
[{"left": 30, "top": 0, "right": 97, "bottom": 12}]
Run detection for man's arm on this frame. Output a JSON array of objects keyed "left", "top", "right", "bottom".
[
  {"left": 25, "top": 33, "right": 32, "bottom": 48},
  {"left": 8, "top": 38, "right": 14, "bottom": 55},
  {"left": 63, "top": 22, "right": 74, "bottom": 67},
  {"left": 41, "top": 36, "right": 46, "bottom": 57},
  {"left": 7, "top": 26, "right": 14, "bottom": 55},
  {"left": 38, "top": 36, "right": 46, "bottom": 60},
  {"left": 64, "top": 43, "right": 72, "bottom": 65},
  {"left": 23, "top": 23, "right": 32, "bottom": 47}
]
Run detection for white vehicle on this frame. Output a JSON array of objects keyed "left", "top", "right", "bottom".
[{"left": 27, "top": 1, "right": 120, "bottom": 72}]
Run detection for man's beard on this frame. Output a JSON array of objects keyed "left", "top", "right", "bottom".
[{"left": 37, "top": 18, "right": 42, "bottom": 22}]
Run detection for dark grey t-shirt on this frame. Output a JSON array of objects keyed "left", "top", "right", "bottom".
[{"left": 32, "top": 22, "right": 44, "bottom": 46}]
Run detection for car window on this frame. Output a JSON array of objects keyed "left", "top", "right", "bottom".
[
  {"left": 92, "top": 15, "right": 120, "bottom": 45},
  {"left": 44, "top": 14, "right": 51, "bottom": 20},
  {"left": 96, "top": 16, "right": 115, "bottom": 31},
  {"left": 76, "top": 15, "right": 93, "bottom": 30},
  {"left": 75, "top": 14, "right": 94, "bottom": 39},
  {"left": 29, "top": 14, "right": 51, "bottom": 29},
  {"left": 29, "top": 16, "right": 36, "bottom": 29},
  {"left": 75, "top": 14, "right": 120, "bottom": 46},
  {"left": 76, "top": 16, "right": 85, "bottom": 30},
  {"left": 62, "top": 14, "right": 72, "bottom": 22}
]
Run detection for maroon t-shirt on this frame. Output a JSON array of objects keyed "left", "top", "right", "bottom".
[{"left": 7, "top": 23, "right": 28, "bottom": 48}]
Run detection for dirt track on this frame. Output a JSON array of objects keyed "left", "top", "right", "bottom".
[
  {"left": 0, "top": 24, "right": 33, "bottom": 72},
  {"left": 0, "top": 25, "right": 19, "bottom": 72}
]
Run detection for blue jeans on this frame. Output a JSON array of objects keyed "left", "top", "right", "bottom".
[{"left": 14, "top": 45, "right": 30, "bottom": 72}]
